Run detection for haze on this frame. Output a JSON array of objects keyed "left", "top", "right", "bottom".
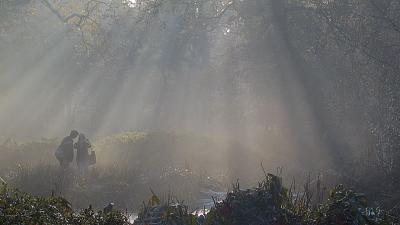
[{"left": 1, "top": 0, "right": 399, "bottom": 211}]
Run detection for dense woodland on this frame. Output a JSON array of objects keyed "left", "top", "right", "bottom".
[{"left": 1, "top": 0, "right": 400, "bottom": 224}]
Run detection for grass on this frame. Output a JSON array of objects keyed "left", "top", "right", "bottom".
[
  {"left": 4, "top": 162, "right": 224, "bottom": 210},
  {"left": 1, "top": 131, "right": 400, "bottom": 224}
]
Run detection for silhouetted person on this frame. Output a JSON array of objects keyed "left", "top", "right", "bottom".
[
  {"left": 55, "top": 130, "right": 78, "bottom": 169},
  {"left": 75, "top": 133, "right": 91, "bottom": 174}
]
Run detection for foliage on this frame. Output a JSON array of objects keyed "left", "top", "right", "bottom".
[
  {"left": 133, "top": 195, "right": 199, "bottom": 225},
  {"left": 94, "top": 132, "right": 146, "bottom": 147},
  {"left": 0, "top": 132, "right": 235, "bottom": 176},
  {"left": 5, "top": 163, "right": 223, "bottom": 210},
  {"left": 130, "top": 174, "right": 399, "bottom": 225},
  {"left": 1, "top": 173, "right": 399, "bottom": 225},
  {"left": 1, "top": 0, "right": 400, "bottom": 222},
  {"left": 311, "top": 185, "right": 396, "bottom": 225},
  {"left": 204, "top": 174, "right": 301, "bottom": 225},
  {"left": 283, "top": 0, "right": 400, "bottom": 207},
  {"left": 0, "top": 132, "right": 241, "bottom": 210},
  {"left": 0, "top": 183, "right": 130, "bottom": 225},
  {"left": 0, "top": 138, "right": 59, "bottom": 172}
]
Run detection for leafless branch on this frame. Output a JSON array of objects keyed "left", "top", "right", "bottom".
[
  {"left": 206, "top": 1, "right": 234, "bottom": 20},
  {"left": 317, "top": 7, "right": 400, "bottom": 72},
  {"left": 41, "top": 0, "right": 114, "bottom": 26},
  {"left": 367, "top": 0, "right": 400, "bottom": 34}
]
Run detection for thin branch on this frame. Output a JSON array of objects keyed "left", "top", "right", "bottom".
[
  {"left": 41, "top": 0, "right": 113, "bottom": 26},
  {"left": 317, "top": 7, "right": 400, "bottom": 72},
  {"left": 40, "top": 0, "right": 67, "bottom": 23},
  {"left": 367, "top": 0, "right": 400, "bottom": 34},
  {"left": 206, "top": 1, "right": 234, "bottom": 20}
]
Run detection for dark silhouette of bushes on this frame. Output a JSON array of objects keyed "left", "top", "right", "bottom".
[{"left": 1, "top": 173, "right": 398, "bottom": 225}]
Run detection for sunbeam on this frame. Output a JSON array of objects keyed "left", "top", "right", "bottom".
[{"left": 1, "top": 1, "right": 400, "bottom": 221}]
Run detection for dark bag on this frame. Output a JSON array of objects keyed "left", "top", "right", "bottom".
[{"left": 89, "top": 151, "right": 96, "bottom": 165}]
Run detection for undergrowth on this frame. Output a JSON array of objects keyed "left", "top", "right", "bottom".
[{"left": 1, "top": 174, "right": 398, "bottom": 225}]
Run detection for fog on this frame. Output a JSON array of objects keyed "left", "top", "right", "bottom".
[{"left": 1, "top": 0, "right": 399, "bottom": 208}]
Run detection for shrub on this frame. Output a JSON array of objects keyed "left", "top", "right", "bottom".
[{"left": 0, "top": 183, "right": 130, "bottom": 225}]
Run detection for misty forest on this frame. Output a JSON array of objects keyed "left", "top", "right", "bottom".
[{"left": 1, "top": 0, "right": 400, "bottom": 224}]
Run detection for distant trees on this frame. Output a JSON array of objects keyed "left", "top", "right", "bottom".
[
  {"left": 282, "top": 0, "right": 400, "bottom": 187},
  {"left": 1, "top": 0, "right": 399, "bottom": 189}
]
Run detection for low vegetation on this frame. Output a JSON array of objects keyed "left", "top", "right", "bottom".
[
  {"left": 1, "top": 132, "right": 400, "bottom": 212},
  {"left": 1, "top": 174, "right": 398, "bottom": 225},
  {"left": 0, "top": 132, "right": 233, "bottom": 209}
]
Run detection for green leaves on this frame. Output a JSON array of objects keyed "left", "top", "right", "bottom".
[
  {"left": 1, "top": 175, "right": 398, "bottom": 225},
  {"left": 0, "top": 185, "right": 130, "bottom": 225},
  {"left": 315, "top": 185, "right": 394, "bottom": 225}
]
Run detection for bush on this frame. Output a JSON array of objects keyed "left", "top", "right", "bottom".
[
  {"left": 133, "top": 174, "right": 399, "bottom": 225},
  {"left": 1, "top": 174, "right": 399, "bottom": 225},
  {"left": 312, "top": 185, "right": 398, "bottom": 225},
  {"left": 0, "top": 183, "right": 130, "bottom": 225}
]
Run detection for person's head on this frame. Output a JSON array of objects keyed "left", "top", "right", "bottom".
[
  {"left": 70, "top": 130, "right": 79, "bottom": 139},
  {"left": 78, "top": 133, "right": 86, "bottom": 142}
]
